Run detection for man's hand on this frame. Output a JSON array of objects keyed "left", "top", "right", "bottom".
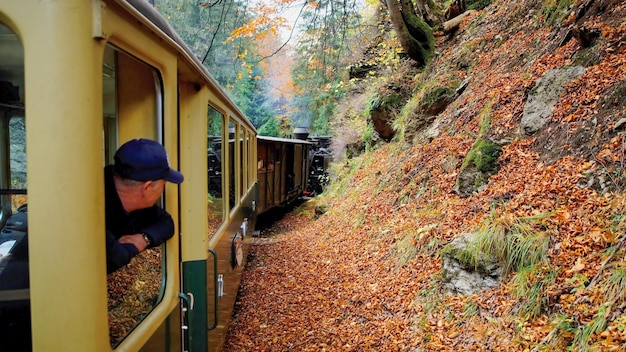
[{"left": 118, "top": 233, "right": 149, "bottom": 252}]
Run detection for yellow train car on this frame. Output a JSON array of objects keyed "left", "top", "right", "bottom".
[{"left": 0, "top": 0, "right": 256, "bottom": 351}]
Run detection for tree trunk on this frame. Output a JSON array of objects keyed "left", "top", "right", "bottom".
[
  {"left": 384, "top": 0, "right": 435, "bottom": 67},
  {"left": 414, "top": 0, "right": 439, "bottom": 26},
  {"left": 442, "top": 10, "right": 476, "bottom": 34}
]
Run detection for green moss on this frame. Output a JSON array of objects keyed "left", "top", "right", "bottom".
[
  {"left": 459, "top": 138, "right": 501, "bottom": 176},
  {"left": 541, "top": 0, "right": 572, "bottom": 27},
  {"left": 466, "top": 0, "right": 491, "bottom": 11},
  {"left": 369, "top": 92, "right": 402, "bottom": 111},
  {"left": 471, "top": 140, "right": 502, "bottom": 173},
  {"left": 421, "top": 86, "right": 456, "bottom": 108}
]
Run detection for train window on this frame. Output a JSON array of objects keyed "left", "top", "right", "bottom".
[
  {"left": 0, "top": 21, "right": 30, "bottom": 351},
  {"left": 207, "top": 105, "right": 224, "bottom": 237},
  {"left": 247, "top": 131, "right": 254, "bottom": 188},
  {"left": 102, "top": 44, "right": 167, "bottom": 347},
  {"left": 228, "top": 121, "right": 236, "bottom": 212},
  {"left": 240, "top": 128, "right": 245, "bottom": 197},
  {"left": 258, "top": 141, "right": 267, "bottom": 172},
  {"left": 102, "top": 45, "right": 118, "bottom": 163}
]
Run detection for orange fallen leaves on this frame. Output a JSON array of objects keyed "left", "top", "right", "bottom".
[{"left": 222, "top": 0, "right": 626, "bottom": 351}]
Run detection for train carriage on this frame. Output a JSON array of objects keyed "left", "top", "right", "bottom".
[
  {"left": 256, "top": 136, "right": 311, "bottom": 215},
  {"left": 0, "top": 1, "right": 257, "bottom": 351}
]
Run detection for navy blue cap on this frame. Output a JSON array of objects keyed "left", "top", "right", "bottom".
[{"left": 113, "top": 139, "right": 184, "bottom": 184}]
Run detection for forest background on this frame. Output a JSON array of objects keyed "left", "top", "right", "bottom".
[
  {"left": 155, "top": 0, "right": 626, "bottom": 350},
  {"left": 154, "top": 0, "right": 366, "bottom": 138}
]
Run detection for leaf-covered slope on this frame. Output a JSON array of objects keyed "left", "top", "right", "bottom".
[{"left": 224, "top": 0, "right": 626, "bottom": 350}]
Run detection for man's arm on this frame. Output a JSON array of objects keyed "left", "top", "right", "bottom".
[
  {"left": 106, "top": 229, "right": 139, "bottom": 274},
  {"left": 118, "top": 234, "right": 149, "bottom": 252},
  {"left": 136, "top": 206, "right": 175, "bottom": 247}
]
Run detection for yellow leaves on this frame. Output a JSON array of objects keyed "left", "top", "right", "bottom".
[
  {"left": 568, "top": 257, "right": 586, "bottom": 274},
  {"left": 227, "top": 3, "right": 291, "bottom": 43},
  {"left": 590, "top": 227, "right": 615, "bottom": 244}
]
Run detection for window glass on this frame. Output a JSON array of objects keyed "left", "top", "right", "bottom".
[
  {"left": 103, "top": 45, "right": 165, "bottom": 347},
  {"left": 0, "top": 21, "right": 30, "bottom": 351},
  {"left": 207, "top": 106, "right": 224, "bottom": 238},
  {"left": 228, "top": 121, "right": 236, "bottom": 212},
  {"left": 246, "top": 132, "right": 251, "bottom": 187},
  {"left": 239, "top": 128, "right": 245, "bottom": 196}
]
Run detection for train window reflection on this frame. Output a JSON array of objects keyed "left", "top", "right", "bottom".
[
  {"left": 207, "top": 105, "right": 224, "bottom": 238},
  {"left": 0, "top": 21, "right": 30, "bottom": 351},
  {"left": 103, "top": 44, "right": 165, "bottom": 347}
]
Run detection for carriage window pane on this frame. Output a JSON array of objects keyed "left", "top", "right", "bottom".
[
  {"left": 207, "top": 106, "right": 224, "bottom": 238},
  {"left": 239, "top": 128, "right": 245, "bottom": 196},
  {"left": 247, "top": 132, "right": 253, "bottom": 188},
  {"left": 0, "top": 21, "right": 31, "bottom": 351},
  {"left": 228, "top": 121, "right": 236, "bottom": 212}
]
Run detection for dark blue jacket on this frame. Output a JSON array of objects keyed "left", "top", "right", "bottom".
[{"left": 105, "top": 165, "right": 174, "bottom": 274}]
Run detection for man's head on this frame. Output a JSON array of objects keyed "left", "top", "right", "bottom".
[{"left": 113, "top": 138, "right": 184, "bottom": 184}]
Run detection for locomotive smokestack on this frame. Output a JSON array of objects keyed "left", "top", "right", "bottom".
[{"left": 293, "top": 127, "right": 309, "bottom": 140}]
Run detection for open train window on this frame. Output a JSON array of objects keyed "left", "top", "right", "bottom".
[
  {"left": 0, "top": 21, "right": 30, "bottom": 351},
  {"left": 207, "top": 105, "right": 224, "bottom": 238},
  {"left": 102, "top": 44, "right": 167, "bottom": 347}
]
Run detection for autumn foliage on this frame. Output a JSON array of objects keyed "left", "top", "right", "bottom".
[{"left": 224, "top": 0, "right": 626, "bottom": 350}]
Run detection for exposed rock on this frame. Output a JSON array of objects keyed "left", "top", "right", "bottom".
[
  {"left": 532, "top": 79, "right": 626, "bottom": 165},
  {"left": 369, "top": 92, "right": 403, "bottom": 142},
  {"left": 369, "top": 107, "right": 396, "bottom": 142},
  {"left": 441, "top": 232, "right": 503, "bottom": 295},
  {"left": 521, "top": 66, "right": 585, "bottom": 135}
]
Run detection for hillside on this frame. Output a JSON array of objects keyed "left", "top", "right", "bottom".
[{"left": 224, "top": 0, "right": 626, "bottom": 350}]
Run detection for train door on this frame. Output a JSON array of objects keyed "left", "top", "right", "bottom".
[{"left": 0, "top": 21, "right": 29, "bottom": 351}]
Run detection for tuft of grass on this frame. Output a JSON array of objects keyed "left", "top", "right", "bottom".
[
  {"left": 510, "top": 264, "right": 558, "bottom": 320},
  {"left": 572, "top": 303, "right": 610, "bottom": 352},
  {"left": 453, "top": 212, "right": 552, "bottom": 276},
  {"left": 603, "top": 264, "right": 626, "bottom": 302}
]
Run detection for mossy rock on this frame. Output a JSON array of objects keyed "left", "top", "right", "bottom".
[
  {"left": 471, "top": 139, "right": 501, "bottom": 173},
  {"left": 369, "top": 92, "right": 403, "bottom": 142},
  {"left": 420, "top": 85, "right": 457, "bottom": 116},
  {"left": 369, "top": 92, "right": 402, "bottom": 111},
  {"left": 454, "top": 139, "right": 502, "bottom": 197}
]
